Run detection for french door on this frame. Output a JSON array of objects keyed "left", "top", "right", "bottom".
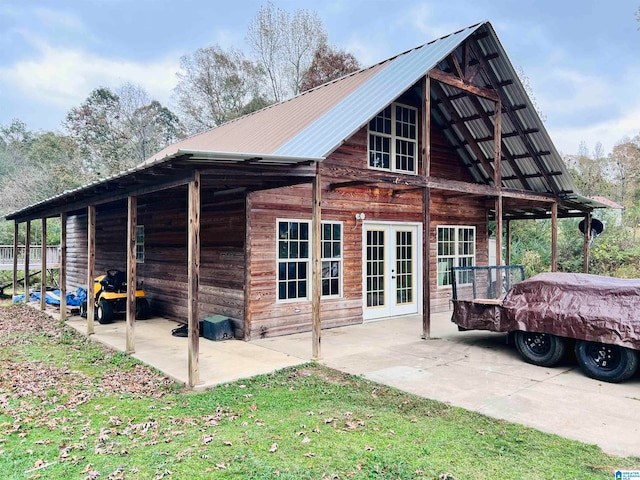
[{"left": 363, "top": 222, "right": 421, "bottom": 320}]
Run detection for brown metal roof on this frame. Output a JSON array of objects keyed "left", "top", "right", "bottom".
[{"left": 147, "top": 62, "right": 387, "bottom": 163}]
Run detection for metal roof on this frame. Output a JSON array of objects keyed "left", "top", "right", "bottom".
[
  {"left": 6, "top": 21, "right": 598, "bottom": 222},
  {"left": 275, "top": 23, "right": 483, "bottom": 158}
]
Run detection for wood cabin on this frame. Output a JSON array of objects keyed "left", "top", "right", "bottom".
[{"left": 6, "top": 22, "right": 603, "bottom": 386}]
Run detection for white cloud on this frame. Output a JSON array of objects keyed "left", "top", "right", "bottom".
[
  {"left": 537, "top": 68, "right": 610, "bottom": 114},
  {"left": 396, "top": 3, "right": 465, "bottom": 42},
  {"left": 0, "top": 42, "right": 179, "bottom": 112},
  {"left": 550, "top": 102, "right": 640, "bottom": 155}
]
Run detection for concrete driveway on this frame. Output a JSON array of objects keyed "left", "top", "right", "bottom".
[
  {"left": 253, "top": 312, "right": 640, "bottom": 458},
  {"left": 61, "top": 305, "right": 640, "bottom": 457}
]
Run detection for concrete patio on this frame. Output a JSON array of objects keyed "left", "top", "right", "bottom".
[{"left": 59, "top": 306, "right": 640, "bottom": 458}]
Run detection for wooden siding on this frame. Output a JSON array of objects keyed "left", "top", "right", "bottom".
[
  {"left": 65, "top": 184, "right": 247, "bottom": 337},
  {"left": 246, "top": 120, "right": 492, "bottom": 338}
]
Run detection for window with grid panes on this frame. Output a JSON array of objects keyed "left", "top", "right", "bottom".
[
  {"left": 136, "top": 225, "right": 144, "bottom": 263},
  {"left": 277, "top": 220, "right": 344, "bottom": 301},
  {"left": 321, "top": 222, "right": 342, "bottom": 297},
  {"left": 277, "top": 220, "right": 310, "bottom": 300},
  {"left": 437, "top": 226, "right": 475, "bottom": 287},
  {"left": 368, "top": 103, "right": 417, "bottom": 174}
]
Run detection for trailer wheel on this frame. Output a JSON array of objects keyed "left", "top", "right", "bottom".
[
  {"left": 514, "top": 331, "right": 565, "bottom": 367},
  {"left": 97, "top": 300, "right": 114, "bottom": 324},
  {"left": 575, "top": 340, "right": 638, "bottom": 383}
]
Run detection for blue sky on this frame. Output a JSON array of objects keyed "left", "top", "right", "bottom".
[{"left": 0, "top": 0, "right": 638, "bottom": 156}]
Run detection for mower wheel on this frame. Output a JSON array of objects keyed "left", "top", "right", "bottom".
[
  {"left": 136, "top": 298, "right": 150, "bottom": 320},
  {"left": 97, "top": 299, "right": 114, "bottom": 324}
]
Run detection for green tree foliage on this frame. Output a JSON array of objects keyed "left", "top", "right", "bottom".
[
  {"left": 65, "top": 84, "right": 184, "bottom": 175},
  {"left": 173, "top": 46, "right": 268, "bottom": 133},
  {"left": 300, "top": 44, "right": 362, "bottom": 92}
]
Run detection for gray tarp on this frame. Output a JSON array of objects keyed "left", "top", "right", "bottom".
[{"left": 452, "top": 272, "right": 640, "bottom": 350}]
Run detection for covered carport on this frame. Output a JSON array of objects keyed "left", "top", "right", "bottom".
[{"left": 5, "top": 150, "right": 323, "bottom": 387}]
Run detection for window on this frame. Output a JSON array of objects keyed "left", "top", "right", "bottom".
[
  {"left": 368, "top": 103, "right": 418, "bottom": 174},
  {"left": 277, "top": 220, "right": 309, "bottom": 300},
  {"left": 437, "top": 226, "right": 475, "bottom": 287},
  {"left": 136, "top": 225, "right": 145, "bottom": 263},
  {"left": 277, "top": 220, "right": 343, "bottom": 301},
  {"left": 322, "top": 222, "right": 343, "bottom": 297}
]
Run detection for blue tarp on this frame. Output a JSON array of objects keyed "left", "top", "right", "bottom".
[{"left": 13, "top": 287, "right": 86, "bottom": 307}]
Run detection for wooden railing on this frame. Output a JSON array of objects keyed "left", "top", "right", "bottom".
[{"left": 0, "top": 245, "right": 61, "bottom": 270}]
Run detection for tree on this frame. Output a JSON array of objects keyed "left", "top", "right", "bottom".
[
  {"left": 65, "top": 85, "right": 184, "bottom": 175},
  {"left": 247, "top": 1, "right": 327, "bottom": 101},
  {"left": 606, "top": 136, "right": 640, "bottom": 207},
  {"left": 173, "top": 46, "right": 267, "bottom": 134},
  {"left": 300, "top": 44, "right": 362, "bottom": 92},
  {"left": 564, "top": 141, "right": 610, "bottom": 198}
]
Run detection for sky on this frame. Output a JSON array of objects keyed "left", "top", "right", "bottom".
[{"left": 0, "top": 0, "right": 638, "bottom": 156}]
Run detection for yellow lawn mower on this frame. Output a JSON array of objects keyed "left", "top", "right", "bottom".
[{"left": 81, "top": 269, "right": 150, "bottom": 324}]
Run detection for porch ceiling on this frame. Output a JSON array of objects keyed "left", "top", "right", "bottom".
[
  {"left": 6, "top": 152, "right": 319, "bottom": 223},
  {"left": 429, "top": 24, "right": 577, "bottom": 198}
]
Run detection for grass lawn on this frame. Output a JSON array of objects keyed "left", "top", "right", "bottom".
[{"left": 0, "top": 304, "right": 638, "bottom": 479}]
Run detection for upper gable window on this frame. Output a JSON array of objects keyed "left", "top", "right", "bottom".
[{"left": 368, "top": 103, "right": 418, "bottom": 174}]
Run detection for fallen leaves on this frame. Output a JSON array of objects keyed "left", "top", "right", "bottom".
[{"left": 269, "top": 442, "right": 278, "bottom": 453}]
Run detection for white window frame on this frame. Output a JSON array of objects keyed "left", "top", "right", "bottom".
[
  {"left": 136, "top": 225, "right": 144, "bottom": 264},
  {"left": 368, "top": 102, "right": 418, "bottom": 175},
  {"left": 276, "top": 219, "right": 344, "bottom": 303},
  {"left": 437, "top": 225, "right": 475, "bottom": 288},
  {"left": 321, "top": 221, "right": 343, "bottom": 298}
]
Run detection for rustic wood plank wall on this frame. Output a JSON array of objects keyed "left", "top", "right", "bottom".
[
  {"left": 246, "top": 120, "right": 491, "bottom": 338},
  {"left": 65, "top": 184, "right": 246, "bottom": 336}
]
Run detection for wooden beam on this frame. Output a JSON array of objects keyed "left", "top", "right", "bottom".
[
  {"left": 244, "top": 194, "right": 253, "bottom": 340},
  {"left": 583, "top": 212, "right": 591, "bottom": 273},
  {"left": 126, "top": 196, "right": 137, "bottom": 354},
  {"left": 87, "top": 205, "right": 96, "bottom": 335},
  {"left": 431, "top": 81, "right": 495, "bottom": 182},
  {"left": 495, "top": 197, "right": 503, "bottom": 266},
  {"left": 311, "top": 164, "right": 322, "bottom": 360},
  {"left": 40, "top": 218, "right": 47, "bottom": 311},
  {"left": 422, "top": 75, "right": 431, "bottom": 340},
  {"left": 494, "top": 99, "right": 503, "bottom": 267},
  {"left": 424, "top": 75, "right": 431, "bottom": 177},
  {"left": 429, "top": 68, "right": 500, "bottom": 102},
  {"left": 60, "top": 213, "right": 67, "bottom": 321},
  {"left": 12, "top": 221, "right": 18, "bottom": 298},
  {"left": 505, "top": 219, "right": 511, "bottom": 266},
  {"left": 188, "top": 170, "right": 201, "bottom": 387},
  {"left": 422, "top": 188, "right": 431, "bottom": 340},
  {"left": 24, "top": 221, "right": 30, "bottom": 302},
  {"left": 467, "top": 43, "right": 560, "bottom": 194},
  {"left": 551, "top": 202, "right": 558, "bottom": 272}
]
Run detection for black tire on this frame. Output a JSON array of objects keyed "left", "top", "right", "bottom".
[
  {"left": 514, "top": 330, "right": 566, "bottom": 367},
  {"left": 135, "top": 298, "right": 150, "bottom": 320},
  {"left": 97, "top": 299, "right": 114, "bottom": 324},
  {"left": 575, "top": 340, "right": 639, "bottom": 383}
]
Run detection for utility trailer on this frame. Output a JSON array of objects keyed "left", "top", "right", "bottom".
[{"left": 451, "top": 267, "right": 640, "bottom": 383}]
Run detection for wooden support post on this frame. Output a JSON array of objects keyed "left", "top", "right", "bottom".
[
  {"left": 60, "top": 213, "right": 67, "bottom": 321},
  {"left": 12, "top": 221, "right": 18, "bottom": 298},
  {"left": 40, "top": 218, "right": 47, "bottom": 311},
  {"left": 244, "top": 194, "right": 253, "bottom": 340},
  {"left": 87, "top": 205, "right": 96, "bottom": 335},
  {"left": 24, "top": 221, "right": 30, "bottom": 302},
  {"left": 505, "top": 219, "right": 511, "bottom": 266},
  {"left": 126, "top": 196, "right": 137, "bottom": 354},
  {"left": 311, "top": 165, "right": 322, "bottom": 360},
  {"left": 583, "top": 212, "right": 591, "bottom": 273},
  {"left": 494, "top": 100, "right": 503, "bottom": 266},
  {"left": 422, "top": 75, "right": 432, "bottom": 340},
  {"left": 551, "top": 203, "right": 558, "bottom": 272},
  {"left": 422, "top": 188, "right": 431, "bottom": 339},
  {"left": 188, "top": 171, "right": 201, "bottom": 387}
]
